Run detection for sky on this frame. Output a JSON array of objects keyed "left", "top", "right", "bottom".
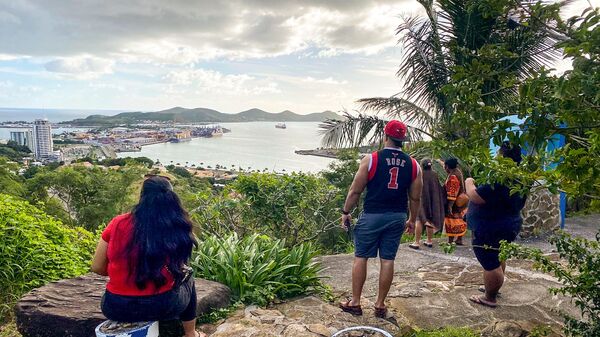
[{"left": 0, "top": 0, "right": 595, "bottom": 114}]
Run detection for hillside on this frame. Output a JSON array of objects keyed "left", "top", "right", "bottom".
[{"left": 62, "top": 107, "right": 342, "bottom": 126}]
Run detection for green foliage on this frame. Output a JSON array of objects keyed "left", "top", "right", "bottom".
[
  {"left": 500, "top": 232, "right": 600, "bottom": 337},
  {"left": 0, "top": 321, "right": 21, "bottom": 337},
  {"left": 321, "top": 0, "right": 562, "bottom": 147},
  {"left": 193, "top": 172, "right": 343, "bottom": 251},
  {"left": 192, "top": 234, "right": 325, "bottom": 306},
  {"left": 321, "top": 149, "right": 360, "bottom": 203},
  {"left": 25, "top": 165, "right": 145, "bottom": 230},
  {"left": 408, "top": 326, "right": 479, "bottom": 337},
  {"left": 168, "top": 166, "right": 192, "bottom": 178},
  {"left": 0, "top": 194, "right": 95, "bottom": 319},
  {"left": 196, "top": 302, "right": 242, "bottom": 324},
  {"left": 0, "top": 144, "right": 28, "bottom": 162},
  {"left": 0, "top": 157, "right": 25, "bottom": 197}
]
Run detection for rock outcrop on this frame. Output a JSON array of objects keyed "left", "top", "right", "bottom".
[
  {"left": 14, "top": 273, "right": 231, "bottom": 337},
  {"left": 520, "top": 186, "right": 561, "bottom": 238}
]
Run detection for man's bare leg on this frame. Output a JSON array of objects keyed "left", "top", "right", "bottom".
[
  {"left": 412, "top": 220, "right": 423, "bottom": 247},
  {"left": 374, "top": 259, "right": 394, "bottom": 309},
  {"left": 425, "top": 224, "right": 434, "bottom": 245},
  {"left": 350, "top": 257, "right": 368, "bottom": 306}
]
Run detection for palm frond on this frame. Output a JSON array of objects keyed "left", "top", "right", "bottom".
[
  {"left": 357, "top": 96, "right": 436, "bottom": 133},
  {"left": 319, "top": 112, "right": 427, "bottom": 149},
  {"left": 396, "top": 16, "right": 450, "bottom": 116}
]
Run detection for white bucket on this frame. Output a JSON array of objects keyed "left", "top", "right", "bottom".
[{"left": 95, "top": 321, "right": 159, "bottom": 337}]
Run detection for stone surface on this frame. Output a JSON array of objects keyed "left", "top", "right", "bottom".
[
  {"left": 207, "top": 297, "right": 403, "bottom": 337},
  {"left": 520, "top": 186, "right": 561, "bottom": 238},
  {"left": 14, "top": 273, "right": 231, "bottom": 337},
  {"left": 318, "top": 245, "right": 578, "bottom": 334},
  {"left": 480, "top": 320, "right": 562, "bottom": 337}
]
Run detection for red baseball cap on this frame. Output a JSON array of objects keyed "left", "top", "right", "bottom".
[{"left": 384, "top": 120, "right": 407, "bottom": 140}]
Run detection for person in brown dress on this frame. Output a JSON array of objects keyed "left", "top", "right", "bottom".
[{"left": 409, "top": 159, "right": 445, "bottom": 249}]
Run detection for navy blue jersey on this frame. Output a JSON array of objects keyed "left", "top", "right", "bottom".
[{"left": 363, "top": 148, "right": 418, "bottom": 214}]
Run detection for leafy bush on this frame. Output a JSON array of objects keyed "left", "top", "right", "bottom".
[
  {"left": 0, "top": 194, "right": 95, "bottom": 319},
  {"left": 25, "top": 165, "right": 144, "bottom": 230},
  {"left": 500, "top": 232, "right": 600, "bottom": 337},
  {"left": 191, "top": 234, "right": 325, "bottom": 306},
  {"left": 192, "top": 173, "right": 343, "bottom": 251}
]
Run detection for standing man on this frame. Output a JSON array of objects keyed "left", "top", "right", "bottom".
[{"left": 339, "top": 120, "right": 422, "bottom": 318}]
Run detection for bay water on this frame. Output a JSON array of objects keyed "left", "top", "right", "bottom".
[
  {"left": 117, "top": 122, "right": 334, "bottom": 173},
  {"left": 0, "top": 122, "right": 335, "bottom": 173}
]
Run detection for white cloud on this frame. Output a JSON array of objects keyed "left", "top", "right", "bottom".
[
  {"left": 0, "top": 0, "right": 415, "bottom": 63},
  {"left": 303, "top": 76, "right": 348, "bottom": 85},
  {"left": 164, "top": 68, "right": 281, "bottom": 96},
  {"left": 44, "top": 56, "right": 114, "bottom": 79}
]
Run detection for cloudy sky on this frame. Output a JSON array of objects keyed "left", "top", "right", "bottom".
[{"left": 0, "top": 0, "right": 595, "bottom": 114}]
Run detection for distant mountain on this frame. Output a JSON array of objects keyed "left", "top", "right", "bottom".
[{"left": 62, "top": 107, "right": 342, "bottom": 126}]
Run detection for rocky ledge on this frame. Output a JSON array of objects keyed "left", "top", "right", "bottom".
[{"left": 14, "top": 273, "right": 231, "bottom": 337}]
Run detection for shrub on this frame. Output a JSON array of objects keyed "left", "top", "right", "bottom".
[
  {"left": 191, "top": 234, "right": 325, "bottom": 306},
  {"left": 192, "top": 173, "right": 342, "bottom": 251},
  {"left": 500, "top": 232, "right": 600, "bottom": 337},
  {"left": 0, "top": 194, "right": 95, "bottom": 319}
]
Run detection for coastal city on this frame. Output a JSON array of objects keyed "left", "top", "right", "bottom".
[{"left": 1, "top": 120, "right": 230, "bottom": 164}]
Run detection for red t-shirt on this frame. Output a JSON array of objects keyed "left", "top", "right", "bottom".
[{"left": 101, "top": 213, "right": 175, "bottom": 296}]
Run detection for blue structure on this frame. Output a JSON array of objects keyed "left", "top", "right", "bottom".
[{"left": 490, "top": 116, "right": 566, "bottom": 228}]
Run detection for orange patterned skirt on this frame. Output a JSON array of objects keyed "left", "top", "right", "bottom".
[{"left": 445, "top": 213, "right": 467, "bottom": 237}]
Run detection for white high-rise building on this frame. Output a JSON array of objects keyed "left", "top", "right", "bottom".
[
  {"left": 32, "top": 119, "right": 53, "bottom": 159},
  {"left": 10, "top": 130, "right": 33, "bottom": 150}
]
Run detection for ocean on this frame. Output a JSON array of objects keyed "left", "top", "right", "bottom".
[
  {"left": 116, "top": 122, "right": 334, "bottom": 173},
  {"left": 0, "top": 107, "right": 123, "bottom": 123},
  {"left": 0, "top": 107, "right": 336, "bottom": 172}
]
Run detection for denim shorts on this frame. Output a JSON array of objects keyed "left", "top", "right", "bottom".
[{"left": 353, "top": 212, "right": 406, "bottom": 260}]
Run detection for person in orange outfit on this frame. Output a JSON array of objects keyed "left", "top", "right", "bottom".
[{"left": 443, "top": 158, "right": 467, "bottom": 245}]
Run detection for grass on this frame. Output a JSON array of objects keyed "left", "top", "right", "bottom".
[
  {"left": 0, "top": 320, "right": 21, "bottom": 337},
  {"left": 410, "top": 326, "right": 479, "bottom": 337}
]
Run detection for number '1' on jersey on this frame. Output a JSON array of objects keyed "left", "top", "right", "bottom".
[{"left": 363, "top": 148, "right": 417, "bottom": 214}]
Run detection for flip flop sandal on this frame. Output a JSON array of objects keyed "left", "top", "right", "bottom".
[
  {"left": 469, "top": 295, "right": 497, "bottom": 308},
  {"left": 339, "top": 299, "right": 363, "bottom": 316},
  {"left": 478, "top": 286, "right": 501, "bottom": 296},
  {"left": 424, "top": 242, "right": 433, "bottom": 248},
  {"left": 408, "top": 243, "right": 420, "bottom": 250},
  {"left": 374, "top": 306, "right": 388, "bottom": 318}
]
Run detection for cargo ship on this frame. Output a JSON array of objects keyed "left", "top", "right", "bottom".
[{"left": 275, "top": 122, "right": 287, "bottom": 129}]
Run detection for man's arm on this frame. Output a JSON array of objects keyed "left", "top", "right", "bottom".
[
  {"left": 406, "top": 163, "right": 423, "bottom": 230},
  {"left": 341, "top": 155, "right": 370, "bottom": 229},
  {"left": 465, "top": 177, "right": 486, "bottom": 204}
]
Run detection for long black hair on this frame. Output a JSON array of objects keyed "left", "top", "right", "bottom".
[{"left": 128, "top": 176, "right": 197, "bottom": 290}]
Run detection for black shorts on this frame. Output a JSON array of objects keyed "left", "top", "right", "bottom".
[
  {"left": 472, "top": 220, "right": 521, "bottom": 271},
  {"left": 101, "top": 276, "right": 197, "bottom": 322}
]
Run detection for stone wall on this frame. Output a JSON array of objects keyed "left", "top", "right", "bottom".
[{"left": 520, "top": 186, "right": 561, "bottom": 238}]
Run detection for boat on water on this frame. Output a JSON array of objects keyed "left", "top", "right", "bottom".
[
  {"left": 275, "top": 123, "right": 287, "bottom": 129},
  {"left": 170, "top": 130, "right": 192, "bottom": 143},
  {"left": 211, "top": 127, "right": 223, "bottom": 137}
]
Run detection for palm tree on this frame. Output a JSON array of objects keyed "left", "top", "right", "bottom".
[{"left": 320, "top": 0, "right": 563, "bottom": 148}]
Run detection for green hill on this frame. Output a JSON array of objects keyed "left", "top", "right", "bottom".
[{"left": 62, "top": 107, "right": 342, "bottom": 126}]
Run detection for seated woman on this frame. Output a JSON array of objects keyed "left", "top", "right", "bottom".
[
  {"left": 465, "top": 142, "right": 527, "bottom": 308},
  {"left": 91, "top": 175, "right": 203, "bottom": 337}
]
